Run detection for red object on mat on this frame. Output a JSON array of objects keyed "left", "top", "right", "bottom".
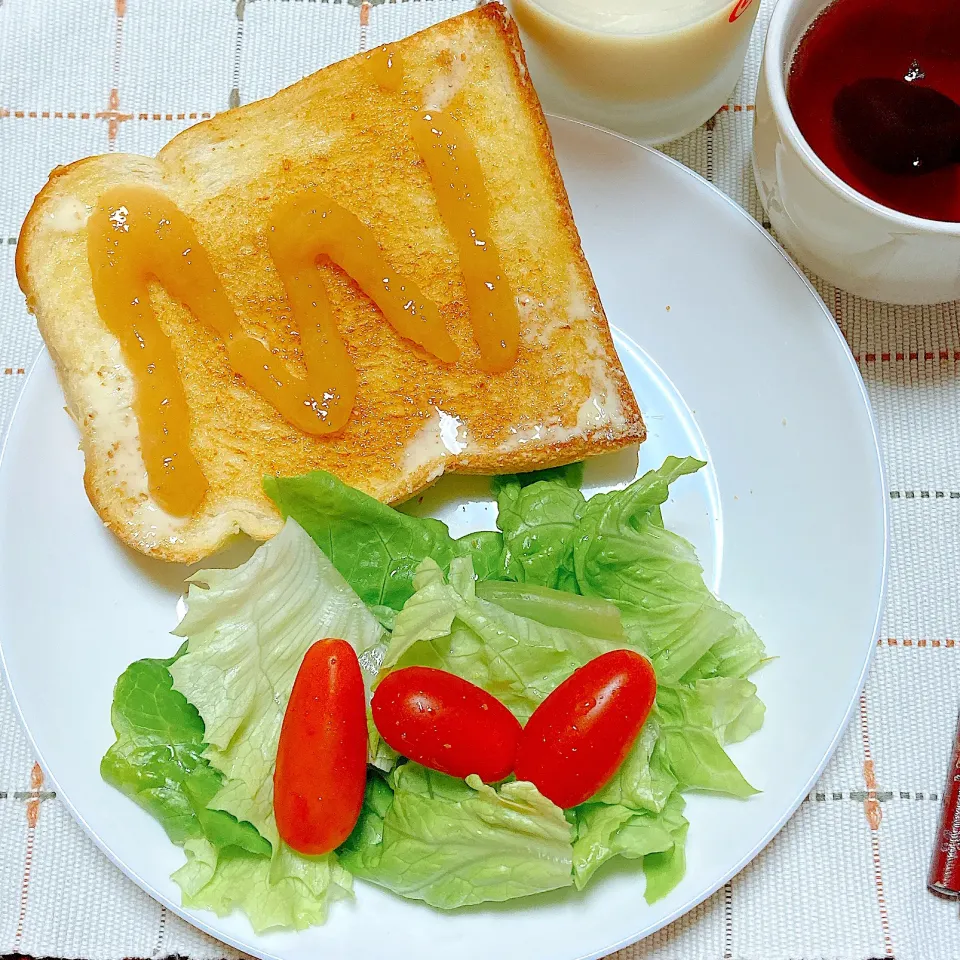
[{"left": 929, "top": 714, "right": 960, "bottom": 897}]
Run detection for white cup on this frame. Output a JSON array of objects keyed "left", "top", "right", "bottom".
[
  {"left": 509, "top": 0, "right": 762, "bottom": 145},
  {"left": 753, "top": 0, "right": 960, "bottom": 305}
]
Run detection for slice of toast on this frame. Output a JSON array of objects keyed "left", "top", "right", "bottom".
[{"left": 16, "top": 3, "right": 645, "bottom": 564}]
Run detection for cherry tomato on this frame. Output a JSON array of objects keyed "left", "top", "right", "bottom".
[
  {"left": 515, "top": 649, "right": 657, "bottom": 808},
  {"left": 274, "top": 638, "right": 367, "bottom": 856},
  {"left": 372, "top": 666, "right": 522, "bottom": 782}
]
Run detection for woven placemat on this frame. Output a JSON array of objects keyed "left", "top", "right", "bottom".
[{"left": 0, "top": 1, "right": 957, "bottom": 957}]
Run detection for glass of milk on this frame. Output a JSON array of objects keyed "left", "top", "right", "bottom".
[{"left": 508, "top": 0, "right": 761, "bottom": 144}]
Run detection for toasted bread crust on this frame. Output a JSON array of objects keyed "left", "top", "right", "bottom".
[{"left": 17, "top": 3, "right": 644, "bottom": 563}]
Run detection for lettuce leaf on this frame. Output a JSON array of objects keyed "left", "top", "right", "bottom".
[
  {"left": 173, "top": 837, "right": 352, "bottom": 933},
  {"left": 163, "top": 518, "right": 387, "bottom": 929},
  {"left": 367, "top": 707, "right": 401, "bottom": 774},
  {"left": 642, "top": 792, "right": 689, "bottom": 903},
  {"left": 660, "top": 678, "right": 766, "bottom": 746},
  {"left": 475, "top": 580, "right": 626, "bottom": 642},
  {"left": 653, "top": 691, "right": 757, "bottom": 798},
  {"left": 589, "top": 720, "right": 677, "bottom": 813},
  {"left": 263, "top": 470, "right": 503, "bottom": 609},
  {"left": 493, "top": 458, "right": 764, "bottom": 682},
  {"left": 461, "top": 530, "right": 507, "bottom": 583},
  {"left": 101, "top": 651, "right": 270, "bottom": 857},
  {"left": 337, "top": 772, "right": 396, "bottom": 876},
  {"left": 375, "top": 459, "right": 766, "bottom": 903},
  {"left": 573, "top": 457, "right": 765, "bottom": 683},
  {"left": 339, "top": 764, "right": 573, "bottom": 908},
  {"left": 655, "top": 734, "right": 755, "bottom": 797},
  {"left": 106, "top": 457, "right": 765, "bottom": 921},
  {"left": 379, "top": 557, "right": 476, "bottom": 671},
  {"left": 571, "top": 802, "right": 675, "bottom": 889},
  {"left": 682, "top": 629, "right": 768, "bottom": 684},
  {"left": 169, "top": 518, "right": 384, "bottom": 843},
  {"left": 494, "top": 462, "right": 584, "bottom": 490},
  {"left": 494, "top": 476, "right": 585, "bottom": 591}
]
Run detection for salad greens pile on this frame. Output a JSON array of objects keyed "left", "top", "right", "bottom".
[{"left": 102, "top": 456, "right": 766, "bottom": 932}]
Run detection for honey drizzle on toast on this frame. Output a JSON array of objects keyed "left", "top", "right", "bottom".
[
  {"left": 86, "top": 52, "right": 519, "bottom": 518},
  {"left": 371, "top": 44, "right": 520, "bottom": 372},
  {"left": 88, "top": 189, "right": 212, "bottom": 517},
  {"left": 410, "top": 109, "right": 519, "bottom": 372},
  {"left": 366, "top": 45, "right": 405, "bottom": 92},
  {"left": 88, "top": 185, "right": 457, "bottom": 516}
]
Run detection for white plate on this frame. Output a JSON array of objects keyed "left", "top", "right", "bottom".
[{"left": 0, "top": 117, "right": 887, "bottom": 960}]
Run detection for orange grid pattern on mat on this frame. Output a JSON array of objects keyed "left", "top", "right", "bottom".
[
  {"left": 0, "top": 108, "right": 215, "bottom": 120},
  {"left": 881, "top": 637, "right": 958, "bottom": 648},
  {"left": 0, "top": 1, "right": 956, "bottom": 959}
]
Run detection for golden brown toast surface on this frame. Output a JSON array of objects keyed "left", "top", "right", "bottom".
[{"left": 17, "top": 3, "right": 645, "bottom": 563}]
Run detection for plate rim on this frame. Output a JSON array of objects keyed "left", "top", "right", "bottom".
[
  {"left": 0, "top": 114, "right": 889, "bottom": 960},
  {"left": 550, "top": 117, "right": 889, "bottom": 960}
]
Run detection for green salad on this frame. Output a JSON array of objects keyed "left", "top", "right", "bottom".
[{"left": 101, "top": 456, "right": 766, "bottom": 932}]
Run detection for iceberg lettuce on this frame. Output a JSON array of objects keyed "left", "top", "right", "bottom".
[
  {"left": 169, "top": 518, "right": 384, "bottom": 842},
  {"left": 174, "top": 836, "right": 352, "bottom": 933},
  {"left": 373, "top": 458, "right": 766, "bottom": 902},
  {"left": 339, "top": 764, "right": 573, "bottom": 908},
  {"left": 104, "top": 456, "right": 766, "bottom": 926},
  {"left": 166, "top": 519, "right": 386, "bottom": 927}
]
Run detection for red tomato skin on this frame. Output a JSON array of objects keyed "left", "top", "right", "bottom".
[
  {"left": 372, "top": 666, "right": 522, "bottom": 782},
  {"left": 274, "top": 638, "right": 367, "bottom": 856},
  {"left": 515, "top": 649, "right": 657, "bottom": 809}
]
